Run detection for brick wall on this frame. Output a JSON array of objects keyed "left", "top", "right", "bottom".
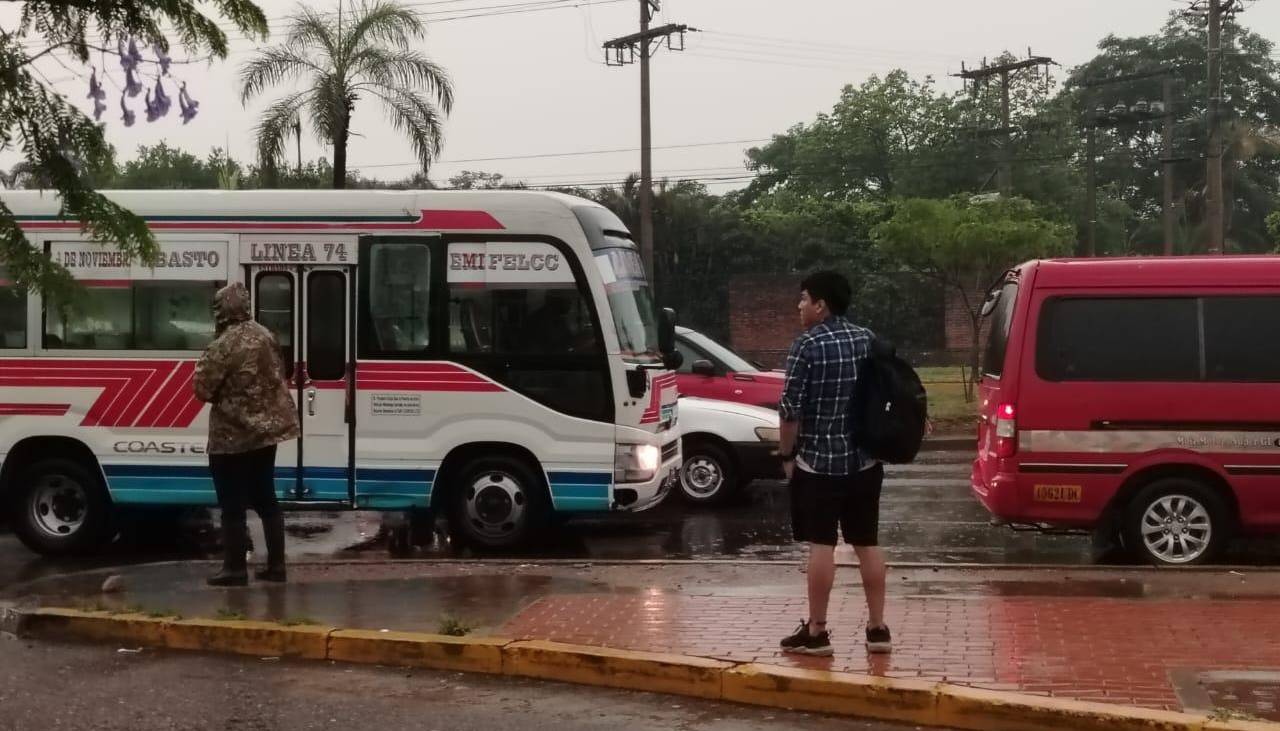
[
  {"left": 728, "top": 273, "right": 802, "bottom": 369},
  {"left": 945, "top": 288, "right": 988, "bottom": 356}
]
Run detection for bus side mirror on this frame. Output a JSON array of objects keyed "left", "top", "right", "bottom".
[{"left": 659, "top": 307, "right": 682, "bottom": 370}]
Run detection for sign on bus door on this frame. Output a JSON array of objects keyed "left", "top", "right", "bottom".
[{"left": 249, "top": 264, "right": 355, "bottom": 503}]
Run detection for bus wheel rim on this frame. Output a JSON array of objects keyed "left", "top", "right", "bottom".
[
  {"left": 465, "top": 471, "right": 526, "bottom": 538},
  {"left": 1140, "top": 493, "right": 1212, "bottom": 564},
  {"left": 30, "top": 475, "right": 88, "bottom": 538}
]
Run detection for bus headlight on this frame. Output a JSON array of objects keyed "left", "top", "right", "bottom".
[
  {"left": 615, "top": 444, "right": 660, "bottom": 483},
  {"left": 754, "top": 426, "right": 780, "bottom": 443}
]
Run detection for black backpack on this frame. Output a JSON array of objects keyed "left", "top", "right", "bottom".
[{"left": 852, "top": 338, "right": 928, "bottom": 464}]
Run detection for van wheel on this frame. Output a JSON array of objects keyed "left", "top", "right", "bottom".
[
  {"left": 1123, "top": 478, "right": 1229, "bottom": 566},
  {"left": 448, "top": 457, "right": 547, "bottom": 550},
  {"left": 678, "top": 441, "right": 739, "bottom": 506},
  {"left": 10, "top": 459, "right": 114, "bottom": 556}
]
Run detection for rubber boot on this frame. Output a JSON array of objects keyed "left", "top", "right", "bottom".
[
  {"left": 254, "top": 511, "right": 287, "bottom": 583},
  {"left": 208, "top": 518, "right": 249, "bottom": 587}
]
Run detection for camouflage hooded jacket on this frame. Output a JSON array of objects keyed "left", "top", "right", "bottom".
[{"left": 193, "top": 283, "right": 301, "bottom": 455}]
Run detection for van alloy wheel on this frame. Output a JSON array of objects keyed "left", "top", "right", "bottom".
[{"left": 1139, "top": 494, "right": 1212, "bottom": 565}]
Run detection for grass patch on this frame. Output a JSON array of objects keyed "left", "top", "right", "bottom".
[
  {"left": 437, "top": 615, "right": 472, "bottom": 637},
  {"left": 1208, "top": 707, "right": 1264, "bottom": 723},
  {"left": 215, "top": 608, "right": 247, "bottom": 621},
  {"left": 144, "top": 609, "right": 181, "bottom": 619},
  {"left": 281, "top": 616, "right": 319, "bottom": 627}
]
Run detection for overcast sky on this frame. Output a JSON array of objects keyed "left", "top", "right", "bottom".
[{"left": 6, "top": 0, "right": 1280, "bottom": 190}]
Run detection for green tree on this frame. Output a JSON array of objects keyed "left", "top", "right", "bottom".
[
  {"left": 241, "top": 0, "right": 454, "bottom": 190},
  {"left": 1267, "top": 209, "right": 1280, "bottom": 251},
  {"left": 111, "top": 142, "right": 224, "bottom": 189},
  {"left": 873, "top": 196, "right": 1074, "bottom": 385},
  {"left": 1063, "top": 12, "right": 1280, "bottom": 253},
  {"left": 448, "top": 170, "right": 521, "bottom": 190},
  {"left": 0, "top": 0, "right": 266, "bottom": 295}
]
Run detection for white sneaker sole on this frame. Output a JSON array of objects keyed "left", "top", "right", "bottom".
[
  {"left": 783, "top": 645, "right": 834, "bottom": 657},
  {"left": 866, "top": 642, "right": 892, "bottom": 654}
]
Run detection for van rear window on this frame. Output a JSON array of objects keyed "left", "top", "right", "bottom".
[
  {"left": 982, "top": 282, "right": 1018, "bottom": 378},
  {"left": 1037, "top": 298, "right": 1201, "bottom": 382},
  {"left": 1203, "top": 296, "right": 1280, "bottom": 382}
]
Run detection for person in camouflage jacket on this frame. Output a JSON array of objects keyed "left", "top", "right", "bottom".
[{"left": 194, "top": 282, "right": 300, "bottom": 586}]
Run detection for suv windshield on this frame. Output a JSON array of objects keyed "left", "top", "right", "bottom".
[
  {"left": 595, "top": 247, "right": 659, "bottom": 364},
  {"left": 682, "top": 329, "right": 758, "bottom": 373}
]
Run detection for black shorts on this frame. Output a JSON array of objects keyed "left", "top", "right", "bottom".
[{"left": 790, "top": 463, "right": 885, "bottom": 547}]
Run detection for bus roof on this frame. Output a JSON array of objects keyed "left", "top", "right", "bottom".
[
  {"left": 1026, "top": 255, "right": 1280, "bottom": 289},
  {"left": 0, "top": 188, "right": 615, "bottom": 234}
]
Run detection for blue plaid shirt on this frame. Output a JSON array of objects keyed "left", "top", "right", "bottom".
[{"left": 779, "top": 316, "right": 874, "bottom": 476}]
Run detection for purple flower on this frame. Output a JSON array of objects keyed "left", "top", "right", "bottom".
[
  {"left": 127, "top": 39, "right": 144, "bottom": 68},
  {"left": 117, "top": 37, "right": 133, "bottom": 72},
  {"left": 87, "top": 68, "right": 106, "bottom": 101},
  {"left": 93, "top": 96, "right": 107, "bottom": 121},
  {"left": 156, "top": 48, "right": 172, "bottom": 76},
  {"left": 144, "top": 88, "right": 160, "bottom": 122},
  {"left": 124, "top": 67, "right": 142, "bottom": 97},
  {"left": 153, "top": 78, "right": 171, "bottom": 117},
  {"left": 179, "top": 82, "right": 199, "bottom": 124},
  {"left": 120, "top": 94, "right": 135, "bottom": 127}
]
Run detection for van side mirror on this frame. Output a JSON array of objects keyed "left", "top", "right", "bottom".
[
  {"left": 659, "top": 307, "right": 682, "bottom": 370},
  {"left": 691, "top": 359, "right": 716, "bottom": 377}
]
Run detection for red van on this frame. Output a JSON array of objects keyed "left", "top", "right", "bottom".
[
  {"left": 973, "top": 256, "right": 1280, "bottom": 565},
  {"left": 674, "top": 326, "right": 783, "bottom": 410}
]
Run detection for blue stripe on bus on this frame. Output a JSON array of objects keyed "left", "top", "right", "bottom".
[{"left": 547, "top": 471, "right": 612, "bottom": 486}]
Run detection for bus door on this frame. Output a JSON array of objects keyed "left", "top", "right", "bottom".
[{"left": 246, "top": 249, "right": 356, "bottom": 505}]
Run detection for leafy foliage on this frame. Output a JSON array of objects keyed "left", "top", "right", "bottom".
[
  {"left": 0, "top": 0, "right": 267, "bottom": 297},
  {"left": 240, "top": 0, "right": 454, "bottom": 189}
]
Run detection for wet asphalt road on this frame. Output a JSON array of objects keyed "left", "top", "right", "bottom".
[
  {"left": 0, "top": 640, "right": 939, "bottom": 731},
  {"left": 1, "top": 447, "right": 1278, "bottom": 589}
]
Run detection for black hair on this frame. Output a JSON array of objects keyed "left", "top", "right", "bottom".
[{"left": 800, "top": 270, "right": 851, "bottom": 317}]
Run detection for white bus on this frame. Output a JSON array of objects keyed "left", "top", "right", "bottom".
[{"left": 0, "top": 190, "right": 683, "bottom": 554}]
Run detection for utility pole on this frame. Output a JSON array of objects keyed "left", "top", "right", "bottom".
[
  {"left": 1162, "top": 77, "right": 1177, "bottom": 255},
  {"left": 1203, "top": 0, "right": 1233, "bottom": 254},
  {"left": 293, "top": 119, "right": 303, "bottom": 174},
  {"left": 1083, "top": 67, "right": 1185, "bottom": 256},
  {"left": 603, "top": 3, "right": 694, "bottom": 280},
  {"left": 955, "top": 51, "right": 1056, "bottom": 196}
]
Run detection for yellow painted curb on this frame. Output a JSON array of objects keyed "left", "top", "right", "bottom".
[
  {"left": 17, "top": 607, "right": 1280, "bottom": 731},
  {"left": 936, "top": 684, "right": 1207, "bottom": 731},
  {"left": 163, "top": 619, "right": 333, "bottom": 660},
  {"left": 327, "top": 630, "right": 506, "bottom": 674},
  {"left": 503, "top": 640, "right": 731, "bottom": 700},
  {"left": 722, "top": 663, "right": 939, "bottom": 726},
  {"left": 27, "top": 608, "right": 169, "bottom": 646}
]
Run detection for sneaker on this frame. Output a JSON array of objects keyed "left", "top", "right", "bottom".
[
  {"left": 865, "top": 624, "right": 892, "bottom": 654},
  {"left": 781, "top": 621, "right": 833, "bottom": 656}
]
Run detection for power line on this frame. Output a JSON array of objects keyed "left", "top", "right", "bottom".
[{"left": 353, "top": 137, "right": 771, "bottom": 169}]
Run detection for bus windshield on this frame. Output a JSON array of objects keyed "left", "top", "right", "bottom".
[{"left": 595, "top": 247, "right": 660, "bottom": 363}]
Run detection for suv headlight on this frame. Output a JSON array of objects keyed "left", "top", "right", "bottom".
[
  {"left": 615, "top": 444, "right": 660, "bottom": 483},
  {"left": 754, "top": 426, "right": 780, "bottom": 443}
]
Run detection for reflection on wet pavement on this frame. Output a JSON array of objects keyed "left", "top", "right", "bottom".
[{"left": 2, "top": 450, "right": 1278, "bottom": 590}]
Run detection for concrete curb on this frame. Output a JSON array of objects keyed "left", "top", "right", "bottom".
[{"left": 16, "top": 607, "right": 1277, "bottom": 731}]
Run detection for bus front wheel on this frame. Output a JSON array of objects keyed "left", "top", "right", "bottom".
[
  {"left": 448, "top": 457, "right": 548, "bottom": 550},
  {"left": 9, "top": 458, "right": 114, "bottom": 556}
]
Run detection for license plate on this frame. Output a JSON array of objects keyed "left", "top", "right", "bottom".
[{"left": 1034, "top": 484, "right": 1082, "bottom": 503}]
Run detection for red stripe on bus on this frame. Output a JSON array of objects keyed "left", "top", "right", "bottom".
[
  {"left": 18, "top": 210, "right": 505, "bottom": 232},
  {"left": 357, "top": 381, "right": 502, "bottom": 393},
  {"left": 114, "top": 362, "right": 181, "bottom": 427},
  {"left": 171, "top": 391, "right": 207, "bottom": 428},
  {"left": 145, "top": 362, "right": 197, "bottom": 428},
  {"left": 0, "top": 404, "right": 70, "bottom": 416}
]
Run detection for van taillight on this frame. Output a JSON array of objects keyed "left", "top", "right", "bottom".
[{"left": 994, "top": 403, "right": 1017, "bottom": 457}]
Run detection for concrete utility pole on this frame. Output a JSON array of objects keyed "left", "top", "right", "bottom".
[
  {"left": 955, "top": 52, "right": 1056, "bottom": 196},
  {"left": 1083, "top": 67, "right": 1185, "bottom": 256},
  {"left": 1204, "top": 0, "right": 1235, "bottom": 254},
  {"left": 603, "top": 3, "right": 694, "bottom": 280},
  {"left": 1162, "top": 76, "right": 1177, "bottom": 255}
]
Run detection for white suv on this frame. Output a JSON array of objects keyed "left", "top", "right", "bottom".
[{"left": 675, "top": 396, "right": 783, "bottom": 506}]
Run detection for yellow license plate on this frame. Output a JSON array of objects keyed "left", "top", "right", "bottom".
[{"left": 1034, "top": 485, "right": 1082, "bottom": 503}]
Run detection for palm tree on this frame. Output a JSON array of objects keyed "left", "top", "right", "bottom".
[{"left": 240, "top": 0, "right": 454, "bottom": 189}]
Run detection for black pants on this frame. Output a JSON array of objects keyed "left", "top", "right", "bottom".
[{"left": 209, "top": 444, "right": 283, "bottom": 570}]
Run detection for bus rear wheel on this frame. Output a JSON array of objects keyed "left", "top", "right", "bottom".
[
  {"left": 448, "top": 457, "right": 547, "bottom": 551},
  {"left": 10, "top": 458, "right": 114, "bottom": 556}
]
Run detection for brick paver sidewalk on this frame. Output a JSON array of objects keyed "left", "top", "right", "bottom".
[{"left": 503, "top": 590, "right": 1280, "bottom": 714}]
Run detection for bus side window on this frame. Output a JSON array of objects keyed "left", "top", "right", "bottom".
[
  {"left": 0, "top": 269, "right": 26, "bottom": 349},
  {"left": 255, "top": 272, "right": 295, "bottom": 379},
  {"left": 360, "top": 242, "right": 431, "bottom": 358}
]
